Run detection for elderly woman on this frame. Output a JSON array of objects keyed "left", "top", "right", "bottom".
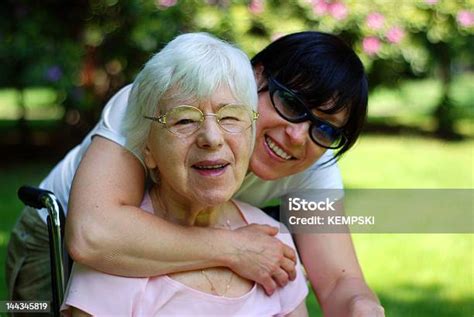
[{"left": 61, "top": 33, "right": 308, "bottom": 316}]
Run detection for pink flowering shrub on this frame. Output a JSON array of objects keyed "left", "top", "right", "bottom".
[
  {"left": 386, "top": 27, "right": 405, "bottom": 44},
  {"left": 457, "top": 10, "right": 474, "bottom": 27},
  {"left": 366, "top": 12, "right": 385, "bottom": 30},
  {"left": 363, "top": 36, "right": 381, "bottom": 55}
]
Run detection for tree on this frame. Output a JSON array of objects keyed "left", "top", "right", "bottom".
[{"left": 2, "top": 0, "right": 473, "bottom": 140}]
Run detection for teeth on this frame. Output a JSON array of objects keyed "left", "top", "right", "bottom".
[
  {"left": 195, "top": 164, "right": 226, "bottom": 169},
  {"left": 265, "top": 136, "right": 292, "bottom": 160}
]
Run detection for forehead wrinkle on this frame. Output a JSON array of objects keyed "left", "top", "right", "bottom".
[{"left": 158, "top": 82, "right": 242, "bottom": 115}]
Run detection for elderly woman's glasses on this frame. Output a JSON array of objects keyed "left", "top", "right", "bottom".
[
  {"left": 267, "top": 76, "right": 347, "bottom": 149},
  {"left": 144, "top": 104, "right": 259, "bottom": 137}
]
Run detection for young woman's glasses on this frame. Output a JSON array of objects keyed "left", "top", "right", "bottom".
[
  {"left": 267, "top": 76, "right": 347, "bottom": 149},
  {"left": 144, "top": 104, "right": 259, "bottom": 137}
]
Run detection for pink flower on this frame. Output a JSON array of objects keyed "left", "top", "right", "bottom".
[
  {"left": 249, "top": 0, "right": 265, "bottom": 14},
  {"left": 156, "top": 0, "right": 177, "bottom": 8},
  {"left": 312, "top": 0, "right": 329, "bottom": 16},
  {"left": 362, "top": 37, "right": 381, "bottom": 56},
  {"left": 329, "top": 2, "right": 348, "bottom": 21},
  {"left": 457, "top": 10, "right": 474, "bottom": 27},
  {"left": 424, "top": 0, "right": 438, "bottom": 5},
  {"left": 366, "top": 12, "right": 385, "bottom": 30},
  {"left": 386, "top": 27, "right": 405, "bottom": 44}
]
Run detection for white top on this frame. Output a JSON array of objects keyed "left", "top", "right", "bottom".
[{"left": 38, "top": 85, "right": 343, "bottom": 223}]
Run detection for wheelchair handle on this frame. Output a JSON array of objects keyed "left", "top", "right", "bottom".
[
  {"left": 18, "top": 186, "right": 55, "bottom": 209},
  {"left": 18, "top": 185, "right": 66, "bottom": 317}
]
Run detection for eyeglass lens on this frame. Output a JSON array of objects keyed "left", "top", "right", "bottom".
[
  {"left": 164, "top": 105, "right": 253, "bottom": 136},
  {"left": 270, "top": 79, "right": 344, "bottom": 149}
]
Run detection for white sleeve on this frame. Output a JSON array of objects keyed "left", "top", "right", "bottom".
[
  {"left": 291, "top": 150, "right": 344, "bottom": 191},
  {"left": 92, "top": 85, "right": 131, "bottom": 147},
  {"left": 92, "top": 84, "right": 146, "bottom": 168}
]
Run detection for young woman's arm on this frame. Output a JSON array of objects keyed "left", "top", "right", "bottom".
[
  {"left": 294, "top": 227, "right": 384, "bottom": 317},
  {"left": 65, "top": 136, "right": 296, "bottom": 295}
]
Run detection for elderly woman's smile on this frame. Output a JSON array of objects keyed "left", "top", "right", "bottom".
[{"left": 192, "top": 159, "right": 230, "bottom": 176}]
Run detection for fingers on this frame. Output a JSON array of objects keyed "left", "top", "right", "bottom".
[
  {"left": 249, "top": 224, "right": 279, "bottom": 236},
  {"left": 272, "top": 268, "right": 290, "bottom": 288},
  {"left": 373, "top": 305, "right": 385, "bottom": 317},
  {"left": 282, "top": 242, "right": 296, "bottom": 262},
  {"left": 280, "top": 257, "right": 297, "bottom": 281},
  {"left": 260, "top": 275, "right": 277, "bottom": 296}
]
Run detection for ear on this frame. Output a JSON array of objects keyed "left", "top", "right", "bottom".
[
  {"left": 143, "top": 143, "right": 157, "bottom": 170},
  {"left": 253, "top": 63, "right": 266, "bottom": 90}
]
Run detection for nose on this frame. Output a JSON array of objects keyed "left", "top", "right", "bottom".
[
  {"left": 196, "top": 115, "right": 224, "bottom": 149},
  {"left": 285, "top": 121, "right": 310, "bottom": 146}
]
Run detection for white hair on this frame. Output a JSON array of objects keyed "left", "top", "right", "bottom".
[{"left": 122, "top": 32, "right": 258, "bottom": 161}]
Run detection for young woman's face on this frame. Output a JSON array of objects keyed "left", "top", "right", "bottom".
[{"left": 249, "top": 70, "right": 348, "bottom": 180}]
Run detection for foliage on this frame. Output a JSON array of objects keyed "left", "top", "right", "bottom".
[{"left": 0, "top": 0, "right": 472, "bottom": 132}]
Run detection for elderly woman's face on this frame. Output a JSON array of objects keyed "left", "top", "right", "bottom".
[{"left": 144, "top": 86, "right": 253, "bottom": 206}]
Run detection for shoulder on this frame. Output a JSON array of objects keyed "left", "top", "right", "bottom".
[
  {"left": 232, "top": 200, "right": 295, "bottom": 248},
  {"left": 233, "top": 200, "right": 281, "bottom": 228},
  {"left": 101, "top": 84, "right": 133, "bottom": 126}
]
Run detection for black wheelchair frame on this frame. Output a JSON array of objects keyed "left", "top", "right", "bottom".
[{"left": 17, "top": 186, "right": 70, "bottom": 317}]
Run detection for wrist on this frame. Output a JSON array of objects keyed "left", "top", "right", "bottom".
[
  {"left": 349, "top": 293, "right": 384, "bottom": 317},
  {"left": 349, "top": 293, "right": 380, "bottom": 307},
  {"left": 211, "top": 228, "right": 239, "bottom": 269}
]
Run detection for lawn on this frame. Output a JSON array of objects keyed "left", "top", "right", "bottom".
[
  {"left": 0, "top": 136, "right": 472, "bottom": 316},
  {"left": 335, "top": 135, "right": 473, "bottom": 317}
]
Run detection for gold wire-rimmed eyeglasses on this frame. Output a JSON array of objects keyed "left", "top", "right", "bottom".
[{"left": 144, "top": 104, "right": 259, "bottom": 137}]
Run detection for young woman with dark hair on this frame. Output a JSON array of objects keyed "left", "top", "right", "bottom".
[{"left": 7, "top": 31, "right": 384, "bottom": 316}]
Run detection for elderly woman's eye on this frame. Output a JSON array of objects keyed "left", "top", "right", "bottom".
[
  {"left": 175, "top": 118, "right": 198, "bottom": 125},
  {"left": 220, "top": 116, "right": 241, "bottom": 122}
]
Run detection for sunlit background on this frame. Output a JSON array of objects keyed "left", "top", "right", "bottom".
[{"left": 0, "top": 1, "right": 472, "bottom": 316}]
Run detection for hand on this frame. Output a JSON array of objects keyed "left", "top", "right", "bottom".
[
  {"left": 226, "top": 224, "right": 297, "bottom": 295},
  {"left": 349, "top": 296, "right": 385, "bottom": 317}
]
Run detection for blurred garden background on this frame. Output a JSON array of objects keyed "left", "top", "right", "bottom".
[{"left": 0, "top": 0, "right": 472, "bottom": 316}]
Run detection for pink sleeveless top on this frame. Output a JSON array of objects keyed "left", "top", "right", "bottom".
[{"left": 62, "top": 195, "right": 308, "bottom": 316}]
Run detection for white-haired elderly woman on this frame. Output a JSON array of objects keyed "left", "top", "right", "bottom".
[{"left": 61, "top": 33, "right": 308, "bottom": 316}]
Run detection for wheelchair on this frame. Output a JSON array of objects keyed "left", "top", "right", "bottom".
[{"left": 17, "top": 186, "right": 71, "bottom": 317}]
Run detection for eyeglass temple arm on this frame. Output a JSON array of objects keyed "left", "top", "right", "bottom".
[{"left": 143, "top": 115, "right": 166, "bottom": 124}]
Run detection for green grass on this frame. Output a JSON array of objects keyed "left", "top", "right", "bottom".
[
  {"left": 322, "top": 135, "right": 473, "bottom": 317},
  {"left": 339, "top": 135, "right": 473, "bottom": 189},
  {"left": 0, "top": 87, "right": 63, "bottom": 120},
  {"left": 369, "top": 74, "right": 474, "bottom": 119},
  {"left": 0, "top": 162, "right": 55, "bottom": 301},
  {"left": 1, "top": 136, "right": 473, "bottom": 317}
]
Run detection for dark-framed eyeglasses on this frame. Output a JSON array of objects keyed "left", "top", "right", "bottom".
[
  {"left": 266, "top": 76, "right": 347, "bottom": 149},
  {"left": 144, "top": 104, "right": 259, "bottom": 137}
]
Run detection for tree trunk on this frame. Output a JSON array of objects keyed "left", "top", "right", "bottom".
[{"left": 433, "top": 42, "right": 460, "bottom": 139}]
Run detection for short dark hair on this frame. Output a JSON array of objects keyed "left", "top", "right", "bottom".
[{"left": 251, "top": 31, "right": 368, "bottom": 161}]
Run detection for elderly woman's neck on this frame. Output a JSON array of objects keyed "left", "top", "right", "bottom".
[{"left": 149, "top": 186, "right": 227, "bottom": 227}]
